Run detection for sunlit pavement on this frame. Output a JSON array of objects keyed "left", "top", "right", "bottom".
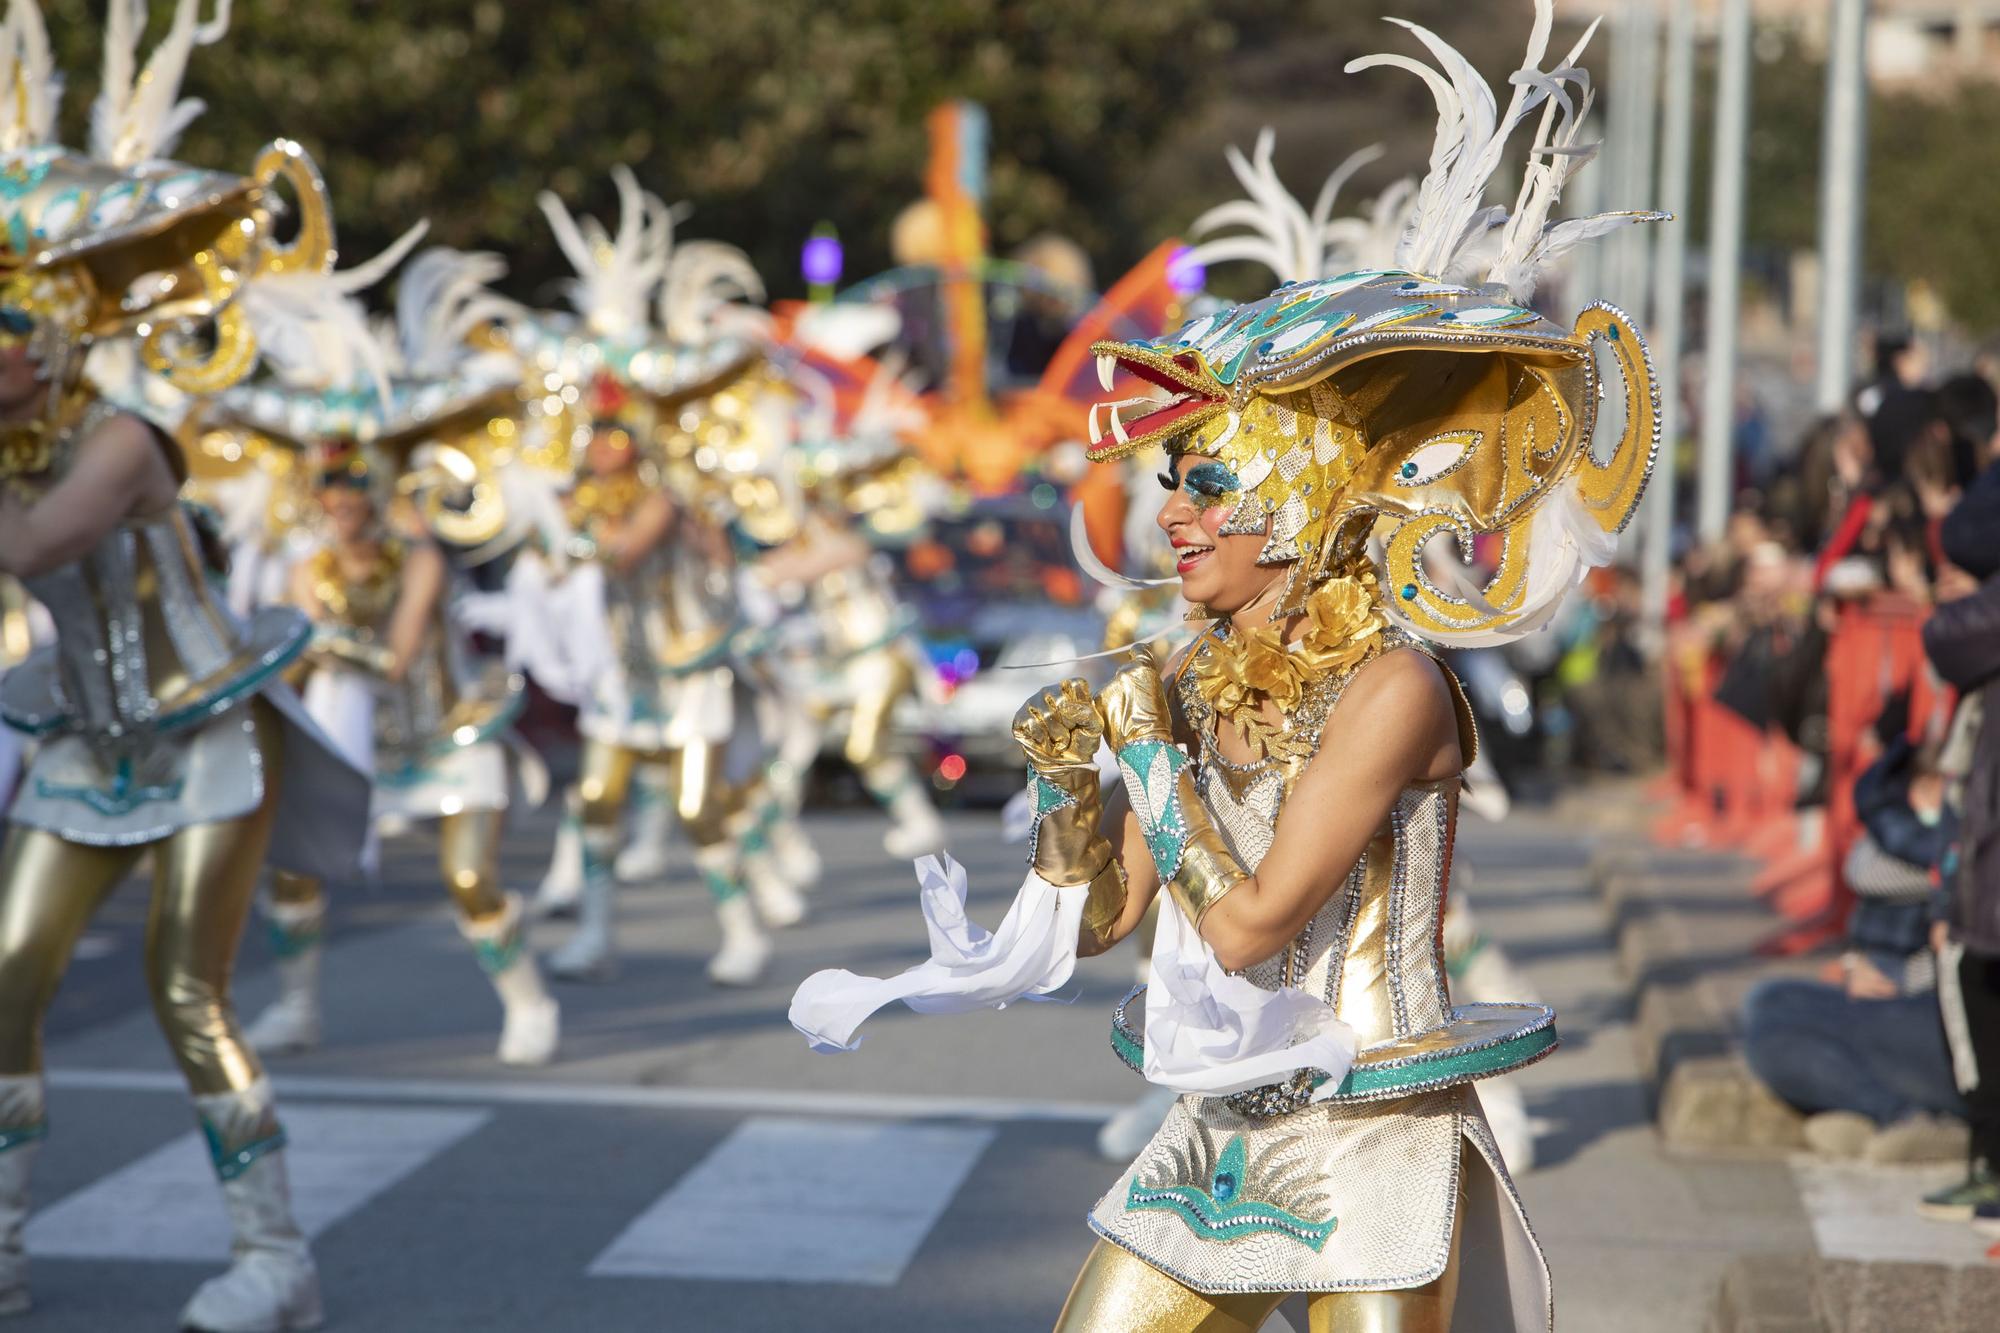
[{"left": 14, "top": 792, "right": 1938, "bottom": 1331}]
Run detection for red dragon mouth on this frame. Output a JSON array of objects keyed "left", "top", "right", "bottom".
[{"left": 1085, "top": 342, "right": 1227, "bottom": 458}]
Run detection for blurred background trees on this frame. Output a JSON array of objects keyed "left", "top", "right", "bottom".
[
  {"left": 36, "top": 0, "right": 1536, "bottom": 304},
  {"left": 30, "top": 1, "right": 2000, "bottom": 335}
]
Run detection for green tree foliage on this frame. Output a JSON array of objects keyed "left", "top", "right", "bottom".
[
  {"left": 1684, "top": 27, "right": 2000, "bottom": 336},
  {"left": 35, "top": 1, "right": 1562, "bottom": 306},
  {"left": 1867, "top": 78, "right": 2000, "bottom": 335},
  {"left": 42, "top": 0, "right": 1237, "bottom": 302}
]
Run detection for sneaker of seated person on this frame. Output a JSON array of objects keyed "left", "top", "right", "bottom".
[
  {"left": 1919, "top": 1162, "right": 2000, "bottom": 1220},
  {"left": 1973, "top": 1199, "right": 2000, "bottom": 1238}
]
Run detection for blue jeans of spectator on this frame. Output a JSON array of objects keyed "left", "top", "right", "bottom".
[{"left": 1742, "top": 978, "right": 1966, "bottom": 1125}]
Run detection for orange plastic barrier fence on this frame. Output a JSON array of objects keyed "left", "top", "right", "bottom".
[{"left": 1649, "top": 597, "right": 1948, "bottom": 956}]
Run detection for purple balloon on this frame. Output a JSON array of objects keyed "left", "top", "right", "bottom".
[{"left": 802, "top": 235, "right": 844, "bottom": 287}]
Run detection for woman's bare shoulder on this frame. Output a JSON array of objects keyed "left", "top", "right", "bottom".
[
  {"left": 1346, "top": 644, "right": 1453, "bottom": 704},
  {"left": 1317, "top": 646, "right": 1460, "bottom": 774},
  {"left": 77, "top": 409, "right": 179, "bottom": 508}
]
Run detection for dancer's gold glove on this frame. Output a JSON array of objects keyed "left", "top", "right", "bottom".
[
  {"left": 1012, "top": 678, "right": 1125, "bottom": 949},
  {"left": 309, "top": 625, "right": 396, "bottom": 678},
  {"left": 1096, "top": 645, "right": 1246, "bottom": 930}
]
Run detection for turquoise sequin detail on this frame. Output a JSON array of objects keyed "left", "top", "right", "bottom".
[
  {"left": 200, "top": 1120, "right": 286, "bottom": 1182},
  {"left": 265, "top": 916, "right": 323, "bottom": 960},
  {"left": 1124, "top": 1133, "right": 1337, "bottom": 1250},
  {"left": 473, "top": 931, "right": 523, "bottom": 977},
  {"left": 1117, "top": 740, "right": 1192, "bottom": 880},
  {"left": 700, "top": 868, "right": 745, "bottom": 904},
  {"left": 0, "top": 1121, "right": 47, "bottom": 1154},
  {"left": 36, "top": 756, "right": 183, "bottom": 816},
  {"left": 1023, "top": 768, "right": 1077, "bottom": 866}
]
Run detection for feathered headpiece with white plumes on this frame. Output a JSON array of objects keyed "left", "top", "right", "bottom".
[
  {"left": 1185, "top": 131, "right": 1387, "bottom": 286},
  {"left": 1346, "top": 0, "right": 1661, "bottom": 299},
  {"left": 89, "top": 0, "right": 230, "bottom": 168},
  {"left": 659, "top": 239, "right": 767, "bottom": 345},
  {"left": 0, "top": 0, "right": 60, "bottom": 153},
  {"left": 235, "top": 219, "right": 430, "bottom": 400},
  {"left": 538, "top": 165, "right": 673, "bottom": 341},
  {"left": 388, "top": 247, "right": 524, "bottom": 381}
]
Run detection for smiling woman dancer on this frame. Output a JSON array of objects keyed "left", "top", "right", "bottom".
[{"left": 793, "top": 5, "right": 1660, "bottom": 1330}]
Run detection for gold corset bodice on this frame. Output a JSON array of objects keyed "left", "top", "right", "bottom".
[
  {"left": 304, "top": 540, "right": 469, "bottom": 760},
  {"left": 1174, "top": 630, "right": 1457, "bottom": 1050},
  {"left": 16, "top": 506, "right": 291, "bottom": 740}
]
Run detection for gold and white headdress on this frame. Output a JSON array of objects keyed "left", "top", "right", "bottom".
[
  {"left": 0, "top": 1, "right": 358, "bottom": 398},
  {"left": 1087, "top": 0, "right": 1663, "bottom": 644}
]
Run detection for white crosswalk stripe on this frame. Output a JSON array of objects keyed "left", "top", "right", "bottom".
[
  {"left": 588, "top": 1116, "right": 996, "bottom": 1286},
  {"left": 27, "top": 1103, "right": 490, "bottom": 1262}
]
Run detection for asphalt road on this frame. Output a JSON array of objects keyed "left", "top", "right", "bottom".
[{"left": 16, "top": 790, "right": 1791, "bottom": 1332}]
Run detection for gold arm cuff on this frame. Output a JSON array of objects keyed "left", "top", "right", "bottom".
[
  {"left": 1166, "top": 839, "right": 1245, "bottom": 930},
  {"left": 1079, "top": 857, "right": 1129, "bottom": 951}
]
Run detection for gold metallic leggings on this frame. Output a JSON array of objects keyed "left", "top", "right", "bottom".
[
  {"left": 1054, "top": 1147, "right": 1467, "bottom": 1333},
  {"left": 574, "top": 737, "right": 742, "bottom": 849},
  {"left": 267, "top": 809, "right": 507, "bottom": 924},
  {"left": 0, "top": 702, "right": 284, "bottom": 1095},
  {"left": 842, "top": 647, "right": 915, "bottom": 770}
]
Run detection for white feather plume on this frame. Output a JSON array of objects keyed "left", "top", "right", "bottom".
[
  {"left": 1187, "top": 130, "right": 1386, "bottom": 284},
  {"left": 1326, "top": 176, "right": 1417, "bottom": 272},
  {"left": 789, "top": 303, "right": 902, "bottom": 361},
  {"left": 537, "top": 165, "right": 670, "bottom": 339},
  {"left": 1070, "top": 502, "right": 1175, "bottom": 591},
  {"left": 1344, "top": 0, "right": 1662, "bottom": 298},
  {"left": 660, "top": 239, "right": 767, "bottom": 344},
  {"left": 1485, "top": 22, "right": 1667, "bottom": 298},
  {"left": 237, "top": 220, "right": 428, "bottom": 401},
  {"left": 0, "top": 0, "right": 60, "bottom": 152},
  {"left": 393, "top": 247, "right": 523, "bottom": 379},
  {"left": 90, "top": 0, "right": 232, "bottom": 167},
  {"left": 1342, "top": 2, "right": 1546, "bottom": 278}
]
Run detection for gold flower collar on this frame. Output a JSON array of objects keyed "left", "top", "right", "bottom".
[{"left": 1188, "top": 571, "right": 1391, "bottom": 763}]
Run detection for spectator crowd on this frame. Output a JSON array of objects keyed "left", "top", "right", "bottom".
[{"left": 1634, "top": 338, "right": 2000, "bottom": 1241}]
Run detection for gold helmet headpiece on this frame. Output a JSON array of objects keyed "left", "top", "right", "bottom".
[
  {"left": 0, "top": 1, "right": 349, "bottom": 402},
  {"left": 1086, "top": 0, "right": 1663, "bottom": 645}
]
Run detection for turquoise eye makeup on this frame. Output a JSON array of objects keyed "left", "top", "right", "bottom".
[
  {"left": 1160, "top": 460, "right": 1243, "bottom": 509},
  {"left": 1182, "top": 461, "right": 1242, "bottom": 509}
]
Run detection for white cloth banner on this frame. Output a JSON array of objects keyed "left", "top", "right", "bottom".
[
  {"left": 301, "top": 665, "right": 381, "bottom": 876},
  {"left": 1139, "top": 894, "right": 1358, "bottom": 1099},
  {"left": 789, "top": 854, "right": 1086, "bottom": 1053},
  {"left": 498, "top": 556, "right": 613, "bottom": 707},
  {"left": 790, "top": 848, "right": 1358, "bottom": 1102}
]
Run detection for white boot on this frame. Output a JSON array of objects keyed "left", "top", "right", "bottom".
[
  {"left": 766, "top": 813, "right": 823, "bottom": 890},
  {"left": 241, "top": 899, "right": 324, "bottom": 1056},
  {"left": 698, "top": 850, "right": 769, "bottom": 987},
  {"left": 872, "top": 764, "right": 948, "bottom": 859},
  {"left": 0, "top": 1076, "right": 45, "bottom": 1317},
  {"left": 180, "top": 1085, "right": 321, "bottom": 1333},
  {"left": 615, "top": 770, "right": 676, "bottom": 882},
  {"left": 743, "top": 853, "right": 808, "bottom": 929},
  {"left": 532, "top": 803, "right": 585, "bottom": 919},
  {"left": 459, "top": 895, "right": 560, "bottom": 1067},
  {"left": 547, "top": 831, "right": 617, "bottom": 981}
]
